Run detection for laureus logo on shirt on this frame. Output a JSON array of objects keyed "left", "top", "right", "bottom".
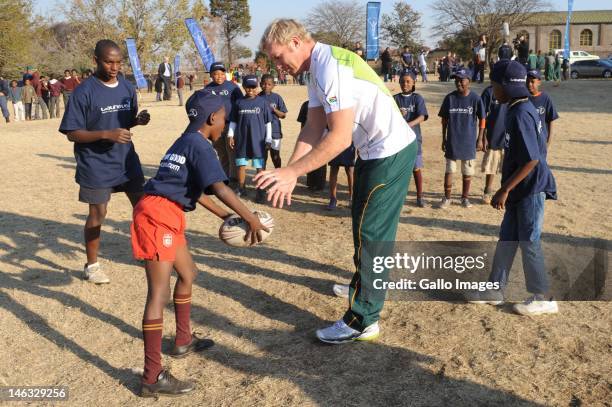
[
  {"left": 100, "top": 100, "right": 131, "bottom": 114},
  {"left": 537, "top": 106, "right": 545, "bottom": 115},
  {"left": 239, "top": 107, "right": 261, "bottom": 114},
  {"left": 211, "top": 89, "right": 229, "bottom": 96},
  {"left": 327, "top": 96, "right": 338, "bottom": 105},
  {"left": 400, "top": 105, "right": 415, "bottom": 116},
  {"left": 449, "top": 106, "right": 474, "bottom": 115}
]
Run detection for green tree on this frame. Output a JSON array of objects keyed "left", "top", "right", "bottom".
[
  {"left": 210, "top": 0, "right": 251, "bottom": 64},
  {"left": 306, "top": 0, "right": 365, "bottom": 47},
  {"left": 0, "top": 0, "right": 33, "bottom": 77},
  {"left": 380, "top": 1, "right": 422, "bottom": 49}
]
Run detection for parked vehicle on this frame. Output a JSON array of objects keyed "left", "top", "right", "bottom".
[
  {"left": 554, "top": 49, "right": 600, "bottom": 64},
  {"left": 570, "top": 59, "right": 612, "bottom": 79}
]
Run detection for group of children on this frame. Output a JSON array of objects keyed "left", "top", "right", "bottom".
[{"left": 58, "top": 38, "right": 561, "bottom": 398}]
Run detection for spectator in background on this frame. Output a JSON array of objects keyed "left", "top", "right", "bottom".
[
  {"left": 0, "top": 76, "right": 10, "bottom": 123},
  {"left": 71, "top": 69, "right": 81, "bottom": 86},
  {"left": 31, "top": 69, "right": 49, "bottom": 120},
  {"left": 154, "top": 75, "right": 163, "bottom": 101},
  {"left": 380, "top": 47, "right": 393, "bottom": 82},
  {"left": 528, "top": 49, "right": 538, "bottom": 70},
  {"left": 187, "top": 73, "right": 194, "bottom": 90},
  {"left": 354, "top": 41, "right": 365, "bottom": 60},
  {"left": 22, "top": 78, "right": 35, "bottom": 121},
  {"left": 82, "top": 69, "right": 93, "bottom": 80},
  {"left": 60, "top": 69, "right": 78, "bottom": 109},
  {"left": 176, "top": 71, "right": 185, "bottom": 106},
  {"left": 536, "top": 50, "right": 546, "bottom": 74},
  {"left": 515, "top": 35, "right": 529, "bottom": 65},
  {"left": 40, "top": 76, "right": 50, "bottom": 111},
  {"left": 472, "top": 35, "right": 486, "bottom": 83},
  {"left": 48, "top": 74, "right": 64, "bottom": 119},
  {"left": 498, "top": 40, "right": 513, "bottom": 60},
  {"left": 418, "top": 49, "right": 429, "bottom": 82},
  {"left": 8, "top": 80, "right": 24, "bottom": 121},
  {"left": 145, "top": 74, "right": 153, "bottom": 93},
  {"left": 22, "top": 66, "right": 34, "bottom": 84},
  {"left": 157, "top": 56, "right": 172, "bottom": 100}
]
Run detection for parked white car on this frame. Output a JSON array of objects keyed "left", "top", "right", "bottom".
[{"left": 554, "top": 49, "right": 600, "bottom": 64}]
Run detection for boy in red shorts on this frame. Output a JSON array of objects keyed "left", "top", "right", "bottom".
[{"left": 131, "top": 91, "right": 268, "bottom": 398}]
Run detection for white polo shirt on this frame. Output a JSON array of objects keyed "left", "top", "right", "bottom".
[{"left": 307, "top": 42, "right": 415, "bottom": 160}]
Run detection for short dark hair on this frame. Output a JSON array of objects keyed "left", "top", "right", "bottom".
[
  {"left": 261, "top": 73, "right": 274, "bottom": 83},
  {"left": 94, "top": 39, "right": 121, "bottom": 58}
]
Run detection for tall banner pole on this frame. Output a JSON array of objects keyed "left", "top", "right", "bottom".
[
  {"left": 366, "top": 2, "right": 381, "bottom": 60},
  {"left": 563, "top": 0, "right": 574, "bottom": 59},
  {"left": 185, "top": 18, "right": 215, "bottom": 71},
  {"left": 174, "top": 55, "right": 180, "bottom": 86},
  {"left": 125, "top": 38, "right": 148, "bottom": 89}
]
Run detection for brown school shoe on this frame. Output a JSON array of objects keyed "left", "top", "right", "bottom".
[
  {"left": 167, "top": 333, "right": 215, "bottom": 359},
  {"left": 140, "top": 370, "right": 195, "bottom": 398}
]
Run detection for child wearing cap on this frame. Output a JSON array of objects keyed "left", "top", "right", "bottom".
[
  {"left": 258, "top": 73, "right": 288, "bottom": 169},
  {"left": 472, "top": 60, "right": 558, "bottom": 316},
  {"left": 394, "top": 70, "right": 429, "bottom": 207},
  {"left": 526, "top": 70, "right": 559, "bottom": 148},
  {"left": 480, "top": 77, "right": 508, "bottom": 204},
  {"left": 438, "top": 68, "right": 485, "bottom": 208},
  {"left": 204, "top": 61, "right": 244, "bottom": 182},
  {"left": 131, "top": 91, "right": 268, "bottom": 397},
  {"left": 227, "top": 74, "right": 273, "bottom": 203}
]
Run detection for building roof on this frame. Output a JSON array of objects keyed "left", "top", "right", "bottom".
[{"left": 521, "top": 10, "right": 612, "bottom": 26}]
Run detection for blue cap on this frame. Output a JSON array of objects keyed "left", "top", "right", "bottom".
[
  {"left": 209, "top": 62, "right": 226, "bottom": 73},
  {"left": 491, "top": 60, "right": 530, "bottom": 99},
  {"left": 527, "top": 69, "right": 541, "bottom": 80},
  {"left": 454, "top": 67, "right": 472, "bottom": 80},
  {"left": 243, "top": 75, "right": 258, "bottom": 88},
  {"left": 184, "top": 90, "right": 225, "bottom": 133}
]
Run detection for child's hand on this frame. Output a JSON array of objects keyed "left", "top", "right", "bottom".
[
  {"left": 491, "top": 188, "right": 508, "bottom": 210},
  {"left": 135, "top": 110, "right": 150, "bottom": 126},
  {"left": 228, "top": 137, "right": 235, "bottom": 150},
  {"left": 107, "top": 128, "right": 132, "bottom": 144},
  {"left": 245, "top": 215, "right": 270, "bottom": 246}
]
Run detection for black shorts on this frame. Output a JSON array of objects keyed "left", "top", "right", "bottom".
[{"left": 79, "top": 177, "right": 145, "bottom": 204}]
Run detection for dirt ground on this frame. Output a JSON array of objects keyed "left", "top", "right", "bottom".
[{"left": 0, "top": 77, "right": 610, "bottom": 406}]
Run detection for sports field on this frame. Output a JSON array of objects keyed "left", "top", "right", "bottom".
[{"left": 0, "top": 79, "right": 610, "bottom": 405}]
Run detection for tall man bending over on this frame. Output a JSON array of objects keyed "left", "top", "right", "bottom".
[{"left": 255, "top": 19, "right": 418, "bottom": 344}]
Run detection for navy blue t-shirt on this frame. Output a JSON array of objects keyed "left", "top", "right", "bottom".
[
  {"left": 144, "top": 132, "right": 228, "bottom": 211},
  {"left": 502, "top": 99, "right": 557, "bottom": 203},
  {"left": 481, "top": 86, "right": 508, "bottom": 150},
  {"left": 59, "top": 76, "right": 143, "bottom": 189},
  {"left": 528, "top": 92, "right": 558, "bottom": 140},
  {"left": 438, "top": 90, "right": 485, "bottom": 160},
  {"left": 393, "top": 92, "right": 428, "bottom": 155},
  {"left": 204, "top": 80, "right": 243, "bottom": 122},
  {"left": 258, "top": 91, "right": 287, "bottom": 139},
  {"left": 401, "top": 52, "right": 413, "bottom": 66},
  {"left": 231, "top": 96, "right": 272, "bottom": 159}
]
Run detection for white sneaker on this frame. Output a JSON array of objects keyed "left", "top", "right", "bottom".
[
  {"left": 437, "top": 197, "right": 451, "bottom": 209},
  {"left": 83, "top": 262, "right": 110, "bottom": 284},
  {"left": 513, "top": 296, "right": 558, "bottom": 316},
  {"left": 332, "top": 283, "right": 350, "bottom": 298},
  {"left": 316, "top": 320, "right": 379, "bottom": 344},
  {"left": 461, "top": 198, "right": 473, "bottom": 208}
]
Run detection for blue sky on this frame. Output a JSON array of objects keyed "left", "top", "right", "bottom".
[{"left": 36, "top": 0, "right": 607, "bottom": 51}]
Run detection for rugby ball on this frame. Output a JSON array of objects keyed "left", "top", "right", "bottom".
[{"left": 219, "top": 211, "right": 274, "bottom": 247}]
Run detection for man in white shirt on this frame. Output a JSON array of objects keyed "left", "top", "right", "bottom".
[
  {"left": 255, "top": 19, "right": 418, "bottom": 344},
  {"left": 157, "top": 56, "right": 173, "bottom": 100}
]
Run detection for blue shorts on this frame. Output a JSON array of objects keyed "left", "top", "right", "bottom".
[
  {"left": 235, "top": 158, "right": 265, "bottom": 169},
  {"left": 413, "top": 154, "right": 423, "bottom": 170}
]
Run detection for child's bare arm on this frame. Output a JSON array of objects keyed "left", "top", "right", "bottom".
[
  {"left": 197, "top": 195, "right": 232, "bottom": 219},
  {"left": 66, "top": 129, "right": 132, "bottom": 143},
  {"left": 408, "top": 115, "right": 425, "bottom": 128}
]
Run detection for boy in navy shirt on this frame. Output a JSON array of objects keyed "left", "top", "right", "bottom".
[
  {"left": 527, "top": 70, "right": 559, "bottom": 147},
  {"left": 227, "top": 75, "right": 272, "bottom": 203},
  {"left": 438, "top": 68, "right": 485, "bottom": 208},
  {"left": 480, "top": 79, "right": 508, "bottom": 204},
  {"left": 472, "top": 60, "right": 558, "bottom": 316},
  {"left": 59, "top": 40, "right": 150, "bottom": 284},
  {"left": 393, "top": 71, "right": 429, "bottom": 207},
  {"left": 204, "top": 61, "right": 243, "bottom": 182},
  {"left": 259, "top": 73, "right": 287, "bottom": 169},
  {"left": 132, "top": 91, "right": 268, "bottom": 397}
]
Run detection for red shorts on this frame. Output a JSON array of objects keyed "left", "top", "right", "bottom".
[{"left": 131, "top": 195, "right": 186, "bottom": 261}]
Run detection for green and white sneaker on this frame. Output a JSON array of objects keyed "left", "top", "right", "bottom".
[
  {"left": 332, "top": 283, "right": 350, "bottom": 298},
  {"left": 466, "top": 289, "right": 504, "bottom": 305},
  {"left": 513, "top": 296, "right": 558, "bottom": 316},
  {"left": 316, "top": 320, "right": 379, "bottom": 344},
  {"left": 83, "top": 262, "right": 110, "bottom": 284}
]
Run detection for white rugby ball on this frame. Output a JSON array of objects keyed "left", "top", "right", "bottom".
[{"left": 219, "top": 211, "right": 274, "bottom": 247}]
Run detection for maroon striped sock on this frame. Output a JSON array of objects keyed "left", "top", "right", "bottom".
[
  {"left": 173, "top": 293, "right": 192, "bottom": 347},
  {"left": 142, "top": 318, "right": 163, "bottom": 384}
]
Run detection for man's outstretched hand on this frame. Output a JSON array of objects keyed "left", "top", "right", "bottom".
[{"left": 254, "top": 167, "right": 298, "bottom": 209}]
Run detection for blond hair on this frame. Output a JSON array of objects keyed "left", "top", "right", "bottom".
[{"left": 260, "top": 19, "right": 312, "bottom": 50}]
